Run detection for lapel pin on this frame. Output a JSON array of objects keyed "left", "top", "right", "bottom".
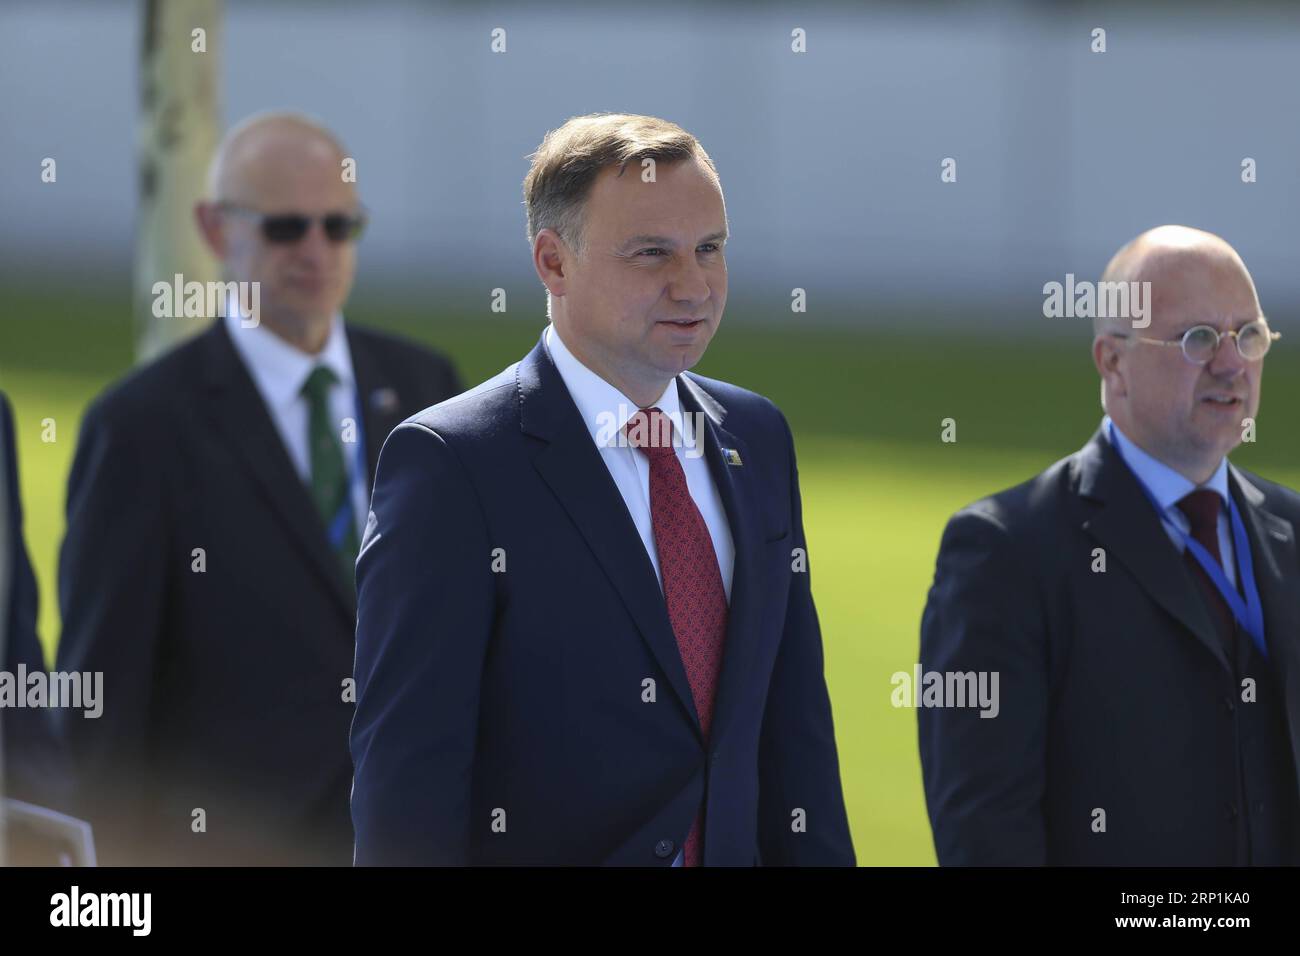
[
  {"left": 722, "top": 447, "right": 743, "bottom": 467},
  {"left": 369, "top": 387, "right": 400, "bottom": 414}
]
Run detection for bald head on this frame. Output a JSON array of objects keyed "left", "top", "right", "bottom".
[
  {"left": 1093, "top": 225, "right": 1258, "bottom": 338},
  {"left": 206, "top": 111, "right": 350, "bottom": 203}
]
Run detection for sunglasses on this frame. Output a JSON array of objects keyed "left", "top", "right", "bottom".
[
  {"left": 218, "top": 202, "right": 367, "bottom": 244},
  {"left": 1111, "top": 318, "right": 1280, "bottom": 365}
]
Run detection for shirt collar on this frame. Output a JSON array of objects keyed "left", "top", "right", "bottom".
[
  {"left": 544, "top": 323, "right": 694, "bottom": 450},
  {"left": 224, "top": 308, "right": 356, "bottom": 412},
  {"left": 1103, "top": 415, "right": 1230, "bottom": 512}
]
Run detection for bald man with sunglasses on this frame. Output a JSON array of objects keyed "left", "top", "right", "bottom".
[
  {"left": 920, "top": 225, "right": 1300, "bottom": 865},
  {"left": 54, "top": 112, "right": 463, "bottom": 865}
]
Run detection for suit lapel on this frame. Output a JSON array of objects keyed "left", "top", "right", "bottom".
[
  {"left": 199, "top": 321, "right": 355, "bottom": 622},
  {"left": 346, "top": 328, "right": 408, "bottom": 488},
  {"left": 1230, "top": 468, "right": 1300, "bottom": 791},
  {"left": 518, "top": 334, "right": 704, "bottom": 738},
  {"left": 1076, "top": 428, "right": 1229, "bottom": 672},
  {"left": 678, "top": 374, "right": 763, "bottom": 748}
]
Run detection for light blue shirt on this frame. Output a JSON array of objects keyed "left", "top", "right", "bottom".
[{"left": 1103, "top": 416, "right": 1236, "bottom": 587}]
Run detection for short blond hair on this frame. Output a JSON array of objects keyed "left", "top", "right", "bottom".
[{"left": 522, "top": 112, "right": 719, "bottom": 251}]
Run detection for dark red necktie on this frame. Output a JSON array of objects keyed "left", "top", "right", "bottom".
[
  {"left": 625, "top": 407, "right": 728, "bottom": 867},
  {"left": 1176, "top": 489, "right": 1235, "bottom": 648}
]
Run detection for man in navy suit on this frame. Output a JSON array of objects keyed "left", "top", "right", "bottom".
[
  {"left": 351, "top": 113, "right": 855, "bottom": 866},
  {"left": 920, "top": 226, "right": 1300, "bottom": 865}
]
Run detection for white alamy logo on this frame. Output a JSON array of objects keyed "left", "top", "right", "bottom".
[
  {"left": 50, "top": 886, "right": 151, "bottom": 936},
  {"left": 891, "top": 665, "right": 1000, "bottom": 718},
  {"left": 152, "top": 274, "right": 259, "bottom": 327},
  {"left": 1042, "top": 273, "right": 1151, "bottom": 328},
  {"left": 594, "top": 405, "right": 708, "bottom": 459},
  {"left": 0, "top": 666, "right": 102, "bottom": 718}
]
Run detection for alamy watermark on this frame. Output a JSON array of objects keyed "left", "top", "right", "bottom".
[
  {"left": 0, "top": 666, "right": 102, "bottom": 718},
  {"left": 50, "top": 886, "right": 150, "bottom": 935},
  {"left": 151, "top": 274, "right": 259, "bottom": 326},
  {"left": 891, "top": 665, "right": 999, "bottom": 718},
  {"left": 1042, "top": 273, "right": 1151, "bottom": 328},
  {"left": 595, "top": 405, "right": 707, "bottom": 459}
]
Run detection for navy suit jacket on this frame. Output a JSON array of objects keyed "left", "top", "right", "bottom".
[
  {"left": 54, "top": 321, "right": 461, "bottom": 865},
  {"left": 1, "top": 391, "right": 66, "bottom": 808},
  {"left": 351, "top": 331, "right": 855, "bottom": 866},
  {"left": 920, "top": 428, "right": 1300, "bottom": 865}
]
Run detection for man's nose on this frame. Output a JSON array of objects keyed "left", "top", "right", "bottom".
[
  {"left": 1207, "top": 331, "right": 1247, "bottom": 378},
  {"left": 667, "top": 254, "right": 711, "bottom": 304},
  {"left": 291, "top": 219, "right": 336, "bottom": 262}
]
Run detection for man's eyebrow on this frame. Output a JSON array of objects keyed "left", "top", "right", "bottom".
[
  {"left": 1177, "top": 313, "right": 1267, "bottom": 330},
  {"left": 618, "top": 231, "right": 729, "bottom": 251}
]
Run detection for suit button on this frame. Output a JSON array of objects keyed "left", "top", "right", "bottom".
[
  {"left": 1255, "top": 802, "right": 1265, "bottom": 814},
  {"left": 1223, "top": 696, "right": 1235, "bottom": 713},
  {"left": 654, "top": 839, "right": 675, "bottom": 859},
  {"left": 1226, "top": 803, "right": 1239, "bottom": 820}
]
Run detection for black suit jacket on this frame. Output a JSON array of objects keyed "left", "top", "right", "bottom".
[
  {"left": 2, "top": 391, "right": 66, "bottom": 808},
  {"left": 54, "top": 320, "right": 462, "bottom": 865},
  {"left": 920, "top": 428, "right": 1300, "bottom": 865}
]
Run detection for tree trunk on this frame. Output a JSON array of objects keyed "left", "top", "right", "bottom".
[{"left": 135, "top": 0, "right": 222, "bottom": 363}]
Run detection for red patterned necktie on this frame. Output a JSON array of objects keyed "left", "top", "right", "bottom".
[
  {"left": 625, "top": 406, "right": 728, "bottom": 867},
  {"left": 1176, "top": 489, "right": 1235, "bottom": 649}
]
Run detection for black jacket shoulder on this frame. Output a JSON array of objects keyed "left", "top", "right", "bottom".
[
  {"left": 1236, "top": 466, "right": 1300, "bottom": 524},
  {"left": 954, "top": 450, "right": 1079, "bottom": 535},
  {"left": 82, "top": 320, "right": 463, "bottom": 437},
  {"left": 345, "top": 322, "right": 463, "bottom": 398}
]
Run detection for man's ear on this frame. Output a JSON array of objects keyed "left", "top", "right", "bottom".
[
  {"left": 1092, "top": 334, "right": 1128, "bottom": 402},
  {"left": 532, "top": 228, "right": 569, "bottom": 298},
  {"left": 194, "top": 201, "right": 226, "bottom": 259}
]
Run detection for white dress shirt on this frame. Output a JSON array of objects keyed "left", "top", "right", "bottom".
[
  {"left": 545, "top": 323, "right": 735, "bottom": 601},
  {"left": 1104, "top": 416, "right": 1236, "bottom": 587},
  {"left": 224, "top": 310, "right": 369, "bottom": 540}
]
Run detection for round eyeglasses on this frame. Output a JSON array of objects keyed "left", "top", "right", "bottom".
[{"left": 1113, "top": 318, "right": 1280, "bottom": 365}]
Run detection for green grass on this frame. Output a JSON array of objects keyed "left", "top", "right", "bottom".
[{"left": 4, "top": 285, "right": 1299, "bottom": 866}]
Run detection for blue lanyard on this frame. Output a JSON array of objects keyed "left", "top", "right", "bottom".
[
  {"left": 1110, "top": 427, "right": 1268, "bottom": 659},
  {"left": 1175, "top": 493, "right": 1267, "bottom": 659},
  {"left": 326, "top": 389, "right": 369, "bottom": 549}
]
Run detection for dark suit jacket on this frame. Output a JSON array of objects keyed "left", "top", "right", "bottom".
[
  {"left": 1, "top": 391, "right": 66, "bottom": 810},
  {"left": 54, "top": 320, "right": 462, "bottom": 865},
  {"left": 920, "top": 428, "right": 1300, "bottom": 865},
  {"left": 350, "top": 330, "right": 855, "bottom": 866}
]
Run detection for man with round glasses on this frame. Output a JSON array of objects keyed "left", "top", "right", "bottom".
[
  {"left": 54, "top": 112, "right": 463, "bottom": 865},
  {"left": 920, "top": 225, "right": 1300, "bottom": 865}
]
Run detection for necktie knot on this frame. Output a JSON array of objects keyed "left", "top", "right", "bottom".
[
  {"left": 623, "top": 407, "right": 677, "bottom": 462},
  {"left": 301, "top": 365, "right": 339, "bottom": 403},
  {"left": 1177, "top": 489, "right": 1222, "bottom": 544}
]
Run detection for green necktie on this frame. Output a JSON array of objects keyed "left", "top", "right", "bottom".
[{"left": 301, "top": 365, "right": 360, "bottom": 589}]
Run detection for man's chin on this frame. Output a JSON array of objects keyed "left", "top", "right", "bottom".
[
  {"left": 662, "top": 349, "right": 707, "bottom": 377},
  {"left": 274, "top": 298, "right": 342, "bottom": 326},
  {"left": 1185, "top": 427, "right": 1242, "bottom": 466}
]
